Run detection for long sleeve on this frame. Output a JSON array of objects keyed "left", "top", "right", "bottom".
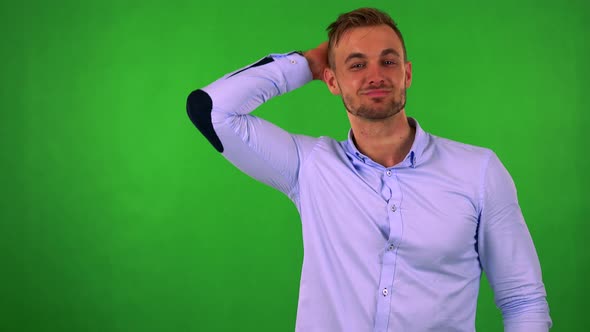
[
  {"left": 477, "top": 152, "right": 552, "bottom": 331},
  {"left": 186, "top": 52, "right": 317, "bottom": 199}
]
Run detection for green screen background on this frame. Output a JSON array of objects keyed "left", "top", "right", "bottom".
[{"left": 1, "top": 0, "right": 588, "bottom": 331}]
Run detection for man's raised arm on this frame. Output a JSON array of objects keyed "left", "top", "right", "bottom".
[{"left": 186, "top": 45, "right": 327, "bottom": 198}]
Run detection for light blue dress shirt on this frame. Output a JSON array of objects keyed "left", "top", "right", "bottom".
[{"left": 193, "top": 52, "right": 551, "bottom": 331}]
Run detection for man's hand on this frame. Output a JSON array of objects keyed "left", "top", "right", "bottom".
[{"left": 303, "top": 42, "right": 329, "bottom": 82}]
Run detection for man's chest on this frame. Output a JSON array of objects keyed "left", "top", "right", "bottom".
[{"left": 298, "top": 156, "right": 480, "bottom": 263}]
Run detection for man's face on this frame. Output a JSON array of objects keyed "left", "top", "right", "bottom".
[{"left": 325, "top": 25, "right": 412, "bottom": 121}]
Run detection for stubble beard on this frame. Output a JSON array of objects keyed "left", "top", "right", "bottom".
[{"left": 343, "top": 84, "right": 407, "bottom": 121}]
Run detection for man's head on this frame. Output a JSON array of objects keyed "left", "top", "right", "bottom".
[
  {"left": 323, "top": 8, "right": 412, "bottom": 121},
  {"left": 326, "top": 8, "right": 408, "bottom": 68}
]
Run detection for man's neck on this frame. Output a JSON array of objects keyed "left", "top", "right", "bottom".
[{"left": 349, "top": 111, "right": 415, "bottom": 168}]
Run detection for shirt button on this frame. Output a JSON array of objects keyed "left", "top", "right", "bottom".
[
  {"left": 382, "top": 288, "right": 388, "bottom": 296},
  {"left": 388, "top": 244, "right": 395, "bottom": 251},
  {"left": 386, "top": 170, "right": 392, "bottom": 176},
  {"left": 391, "top": 204, "right": 397, "bottom": 212}
]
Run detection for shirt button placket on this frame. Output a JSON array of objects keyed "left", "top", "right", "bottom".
[{"left": 375, "top": 168, "right": 399, "bottom": 332}]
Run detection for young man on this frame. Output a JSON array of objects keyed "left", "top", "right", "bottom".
[{"left": 187, "top": 7, "right": 551, "bottom": 332}]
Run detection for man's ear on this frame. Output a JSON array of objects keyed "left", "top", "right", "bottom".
[
  {"left": 323, "top": 67, "right": 341, "bottom": 95},
  {"left": 404, "top": 61, "right": 413, "bottom": 89}
]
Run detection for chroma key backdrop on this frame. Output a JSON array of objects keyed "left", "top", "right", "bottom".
[{"left": 1, "top": 0, "right": 588, "bottom": 331}]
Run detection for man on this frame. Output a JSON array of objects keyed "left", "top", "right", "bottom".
[{"left": 187, "top": 7, "right": 551, "bottom": 332}]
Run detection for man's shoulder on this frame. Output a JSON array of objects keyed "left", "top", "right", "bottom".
[
  {"left": 428, "top": 134, "right": 495, "bottom": 164},
  {"left": 291, "top": 134, "right": 345, "bottom": 166},
  {"left": 294, "top": 134, "right": 337, "bottom": 151},
  {"left": 430, "top": 134, "right": 492, "bottom": 155}
]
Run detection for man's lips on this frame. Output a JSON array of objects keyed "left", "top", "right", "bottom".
[{"left": 362, "top": 89, "right": 391, "bottom": 97}]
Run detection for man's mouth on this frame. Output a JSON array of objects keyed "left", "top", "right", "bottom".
[{"left": 362, "top": 89, "right": 391, "bottom": 97}]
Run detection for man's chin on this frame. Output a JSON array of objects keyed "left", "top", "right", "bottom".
[
  {"left": 350, "top": 109, "right": 400, "bottom": 121},
  {"left": 354, "top": 103, "right": 405, "bottom": 120},
  {"left": 343, "top": 96, "right": 406, "bottom": 120}
]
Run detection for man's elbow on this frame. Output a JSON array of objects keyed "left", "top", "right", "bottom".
[{"left": 186, "top": 89, "right": 224, "bottom": 152}]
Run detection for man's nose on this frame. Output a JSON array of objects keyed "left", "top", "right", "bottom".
[{"left": 367, "top": 64, "right": 386, "bottom": 86}]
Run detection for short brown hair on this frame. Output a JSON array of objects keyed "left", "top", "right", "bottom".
[{"left": 326, "top": 8, "right": 407, "bottom": 67}]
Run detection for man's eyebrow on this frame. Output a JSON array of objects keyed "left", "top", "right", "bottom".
[
  {"left": 381, "top": 48, "right": 401, "bottom": 57},
  {"left": 344, "top": 49, "right": 401, "bottom": 63},
  {"left": 344, "top": 52, "right": 367, "bottom": 63}
]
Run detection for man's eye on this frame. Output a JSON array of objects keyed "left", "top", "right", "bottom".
[
  {"left": 351, "top": 63, "right": 365, "bottom": 69},
  {"left": 384, "top": 60, "right": 397, "bottom": 65}
]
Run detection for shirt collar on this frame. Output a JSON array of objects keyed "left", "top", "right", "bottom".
[{"left": 344, "top": 117, "right": 428, "bottom": 169}]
